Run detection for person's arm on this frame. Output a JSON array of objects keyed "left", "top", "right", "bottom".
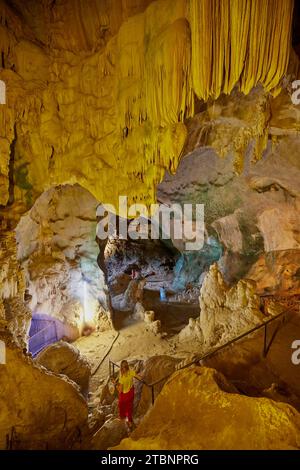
[
  {"left": 112, "top": 375, "right": 123, "bottom": 393},
  {"left": 133, "top": 371, "right": 145, "bottom": 383}
]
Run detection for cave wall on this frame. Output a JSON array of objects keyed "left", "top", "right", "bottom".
[
  {"left": 0, "top": 0, "right": 298, "bottom": 304},
  {"left": 157, "top": 86, "right": 300, "bottom": 294},
  {"left": 16, "top": 184, "right": 111, "bottom": 333},
  {"left": 0, "top": 229, "right": 31, "bottom": 348}
]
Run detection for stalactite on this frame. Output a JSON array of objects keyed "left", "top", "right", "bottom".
[
  {"left": 190, "top": 0, "right": 294, "bottom": 100},
  {"left": 0, "top": 0, "right": 295, "bottom": 210}
]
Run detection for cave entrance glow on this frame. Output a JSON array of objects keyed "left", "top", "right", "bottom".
[{"left": 15, "top": 184, "right": 109, "bottom": 354}]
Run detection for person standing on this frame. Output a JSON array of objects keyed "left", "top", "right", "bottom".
[
  {"left": 160, "top": 285, "right": 167, "bottom": 302},
  {"left": 116, "top": 360, "right": 142, "bottom": 429}
]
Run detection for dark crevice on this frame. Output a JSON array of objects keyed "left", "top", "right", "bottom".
[
  {"left": 292, "top": 0, "right": 300, "bottom": 58},
  {"left": 8, "top": 122, "right": 17, "bottom": 206}
]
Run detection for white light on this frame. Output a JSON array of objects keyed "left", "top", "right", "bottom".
[{"left": 82, "top": 280, "right": 96, "bottom": 324}]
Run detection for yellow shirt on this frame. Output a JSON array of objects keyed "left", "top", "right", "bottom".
[{"left": 118, "top": 369, "right": 137, "bottom": 394}]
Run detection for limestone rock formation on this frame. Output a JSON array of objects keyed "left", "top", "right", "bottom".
[
  {"left": 247, "top": 251, "right": 300, "bottom": 295},
  {"left": 144, "top": 310, "right": 155, "bottom": 323},
  {"left": 132, "top": 302, "right": 145, "bottom": 321},
  {"left": 178, "top": 317, "right": 203, "bottom": 344},
  {"left": 90, "top": 418, "right": 128, "bottom": 450},
  {"left": 179, "top": 264, "right": 265, "bottom": 348},
  {"left": 117, "top": 279, "right": 146, "bottom": 312},
  {"left": 35, "top": 341, "right": 91, "bottom": 398},
  {"left": 0, "top": 0, "right": 294, "bottom": 212},
  {"left": 146, "top": 319, "right": 161, "bottom": 335},
  {"left": 158, "top": 87, "right": 300, "bottom": 294},
  {"left": 136, "top": 355, "right": 180, "bottom": 417},
  {"left": 0, "top": 230, "right": 31, "bottom": 349},
  {"left": 113, "top": 366, "right": 300, "bottom": 450},
  {"left": 16, "top": 184, "right": 111, "bottom": 333},
  {"left": 0, "top": 0, "right": 299, "bottom": 452},
  {"left": 200, "top": 264, "right": 266, "bottom": 347},
  {"left": 0, "top": 333, "right": 88, "bottom": 450}
]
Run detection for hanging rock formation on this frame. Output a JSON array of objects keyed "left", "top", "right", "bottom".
[{"left": 0, "top": 0, "right": 294, "bottom": 212}]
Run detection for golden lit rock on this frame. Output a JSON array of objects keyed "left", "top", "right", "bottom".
[
  {"left": 113, "top": 366, "right": 300, "bottom": 450},
  {"left": 0, "top": 0, "right": 295, "bottom": 209}
]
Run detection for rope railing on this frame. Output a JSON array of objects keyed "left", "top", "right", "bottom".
[{"left": 109, "top": 305, "right": 296, "bottom": 405}]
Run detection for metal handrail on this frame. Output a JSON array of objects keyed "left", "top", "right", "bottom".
[
  {"left": 150, "top": 306, "right": 294, "bottom": 389},
  {"left": 109, "top": 305, "right": 296, "bottom": 404}
]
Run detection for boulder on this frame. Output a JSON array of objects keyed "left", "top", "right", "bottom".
[
  {"left": 35, "top": 341, "right": 91, "bottom": 397},
  {"left": 91, "top": 418, "right": 128, "bottom": 450},
  {"left": 136, "top": 355, "right": 180, "bottom": 417},
  {"left": 113, "top": 366, "right": 300, "bottom": 450},
  {"left": 0, "top": 335, "right": 88, "bottom": 449}
]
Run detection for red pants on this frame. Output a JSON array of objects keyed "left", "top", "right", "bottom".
[{"left": 119, "top": 387, "right": 134, "bottom": 423}]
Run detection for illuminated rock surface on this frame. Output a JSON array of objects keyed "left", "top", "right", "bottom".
[
  {"left": 35, "top": 341, "right": 91, "bottom": 398},
  {"left": 0, "top": 0, "right": 294, "bottom": 210},
  {"left": 0, "top": 230, "right": 31, "bottom": 348},
  {"left": 15, "top": 184, "right": 111, "bottom": 332},
  {"left": 0, "top": 334, "right": 88, "bottom": 449},
  {"left": 0, "top": 0, "right": 299, "bottom": 452},
  {"left": 157, "top": 88, "right": 300, "bottom": 293},
  {"left": 113, "top": 366, "right": 300, "bottom": 450},
  {"left": 179, "top": 263, "right": 265, "bottom": 347},
  {"left": 90, "top": 418, "right": 128, "bottom": 450}
]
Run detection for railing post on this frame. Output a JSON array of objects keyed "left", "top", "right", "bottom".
[
  {"left": 151, "top": 385, "right": 155, "bottom": 405},
  {"left": 109, "top": 360, "right": 111, "bottom": 378},
  {"left": 112, "top": 362, "right": 115, "bottom": 378},
  {"left": 263, "top": 323, "right": 267, "bottom": 357}
]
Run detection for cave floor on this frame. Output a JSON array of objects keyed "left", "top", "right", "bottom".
[
  {"left": 75, "top": 321, "right": 189, "bottom": 396},
  {"left": 76, "top": 303, "right": 300, "bottom": 414},
  {"left": 75, "top": 302, "right": 205, "bottom": 402},
  {"left": 112, "top": 287, "right": 200, "bottom": 334}
]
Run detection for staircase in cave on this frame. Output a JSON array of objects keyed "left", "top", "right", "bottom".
[{"left": 29, "top": 314, "right": 75, "bottom": 356}]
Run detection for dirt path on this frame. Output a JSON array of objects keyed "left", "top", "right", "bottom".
[{"left": 75, "top": 319, "right": 189, "bottom": 396}]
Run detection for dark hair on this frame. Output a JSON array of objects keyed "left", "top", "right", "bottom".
[{"left": 120, "top": 360, "right": 129, "bottom": 374}]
